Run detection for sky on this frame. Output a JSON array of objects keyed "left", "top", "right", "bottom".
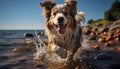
[{"left": 0, "top": 0, "right": 115, "bottom": 30}]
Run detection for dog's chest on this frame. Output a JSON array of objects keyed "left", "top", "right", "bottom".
[
  {"left": 50, "top": 34, "right": 79, "bottom": 50},
  {"left": 48, "top": 26, "right": 82, "bottom": 51}
]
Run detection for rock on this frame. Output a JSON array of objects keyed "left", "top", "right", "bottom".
[
  {"left": 104, "top": 40, "right": 116, "bottom": 47},
  {"left": 114, "top": 31, "right": 120, "bottom": 38},
  {"left": 115, "top": 29, "right": 120, "bottom": 34},
  {"left": 106, "top": 35, "right": 114, "bottom": 41},
  {"left": 88, "top": 33, "right": 96, "bottom": 40},
  {"left": 83, "top": 26, "right": 91, "bottom": 35},
  {"left": 98, "top": 38, "right": 106, "bottom": 43},
  {"left": 110, "top": 20, "right": 120, "bottom": 31},
  {"left": 12, "top": 47, "right": 30, "bottom": 52},
  {"left": 108, "top": 40, "right": 116, "bottom": 45},
  {"left": 89, "top": 36, "right": 96, "bottom": 40},
  {"left": 104, "top": 42, "right": 110, "bottom": 46},
  {"left": 89, "top": 25, "right": 98, "bottom": 32},
  {"left": 115, "top": 34, "right": 120, "bottom": 38},
  {"left": 114, "top": 29, "right": 120, "bottom": 41},
  {"left": 37, "top": 32, "right": 41, "bottom": 35},
  {"left": 99, "top": 32, "right": 107, "bottom": 38},
  {"left": 110, "top": 25, "right": 120, "bottom": 31},
  {"left": 24, "top": 33, "right": 34, "bottom": 38},
  {"left": 91, "top": 44, "right": 99, "bottom": 50},
  {"left": 114, "top": 46, "right": 120, "bottom": 53},
  {"left": 98, "top": 27, "right": 109, "bottom": 33},
  {"left": 112, "top": 19, "right": 120, "bottom": 26},
  {"left": 116, "top": 38, "right": 120, "bottom": 41}
]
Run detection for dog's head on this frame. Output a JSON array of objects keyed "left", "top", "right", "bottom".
[
  {"left": 41, "top": 0, "right": 84, "bottom": 35},
  {"left": 47, "top": 4, "right": 76, "bottom": 35}
]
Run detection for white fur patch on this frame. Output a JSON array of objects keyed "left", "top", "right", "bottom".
[
  {"left": 57, "top": 4, "right": 63, "bottom": 13},
  {"left": 75, "top": 11, "right": 85, "bottom": 24},
  {"left": 51, "top": 44, "right": 60, "bottom": 51},
  {"left": 51, "top": 4, "right": 67, "bottom": 25}
]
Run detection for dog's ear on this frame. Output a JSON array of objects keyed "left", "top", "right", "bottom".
[
  {"left": 40, "top": 2, "right": 45, "bottom": 7},
  {"left": 64, "top": 0, "right": 77, "bottom": 17},
  {"left": 40, "top": 1, "right": 56, "bottom": 8},
  {"left": 40, "top": 1, "right": 56, "bottom": 19}
]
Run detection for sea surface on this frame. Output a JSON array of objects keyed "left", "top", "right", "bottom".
[
  {"left": 0, "top": 30, "right": 43, "bottom": 44},
  {"left": 0, "top": 30, "right": 47, "bottom": 69}
]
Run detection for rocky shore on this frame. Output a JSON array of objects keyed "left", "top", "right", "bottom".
[{"left": 33, "top": 20, "right": 120, "bottom": 69}]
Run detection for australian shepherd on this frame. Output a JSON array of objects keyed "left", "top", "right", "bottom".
[{"left": 40, "top": 0, "right": 85, "bottom": 68}]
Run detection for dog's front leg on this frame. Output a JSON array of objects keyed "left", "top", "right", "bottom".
[
  {"left": 66, "top": 43, "right": 81, "bottom": 68},
  {"left": 48, "top": 43, "right": 67, "bottom": 58}
]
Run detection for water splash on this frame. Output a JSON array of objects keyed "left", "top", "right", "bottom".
[
  {"left": 33, "top": 31, "right": 66, "bottom": 64},
  {"left": 81, "top": 35, "right": 91, "bottom": 50},
  {"left": 33, "top": 29, "right": 92, "bottom": 64}
]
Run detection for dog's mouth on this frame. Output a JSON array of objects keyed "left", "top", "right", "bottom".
[{"left": 54, "top": 23, "right": 67, "bottom": 35}]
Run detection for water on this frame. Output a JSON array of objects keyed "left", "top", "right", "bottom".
[
  {"left": 0, "top": 30, "right": 43, "bottom": 44},
  {"left": 0, "top": 30, "right": 120, "bottom": 69},
  {"left": 0, "top": 30, "right": 48, "bottom": 69},
  {"left": 34, "top": 31, "right": 66, "bottom": 64}
]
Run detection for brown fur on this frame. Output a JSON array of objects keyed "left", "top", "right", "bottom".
[
  {"left": 40, "top": 1, "right": 84, "bottom": 69},
  {"left": 40, "top": 1, "right": 56, "bottom": 19},
  {"left": 65, "top": 0, "right": 77, "bottom": 17}
]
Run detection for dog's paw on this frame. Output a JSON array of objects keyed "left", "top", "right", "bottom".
[
  {"left": 56, "top": 48, "right": 67, "bottom": 58},
  {"left": 50, "top": 45, "right": 67, "bottom": 58}
]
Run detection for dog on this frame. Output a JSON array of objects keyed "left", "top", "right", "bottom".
[{"left": 40, "top": 0, "right": 85, "bottom": 68}]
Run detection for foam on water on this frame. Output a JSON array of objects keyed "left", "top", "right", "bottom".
[
  {"left": 33, "top": 31, "right": 92, "bottom": 64},
  {"left": 33, "top": 32, "right": 66, "bottom": 64}
]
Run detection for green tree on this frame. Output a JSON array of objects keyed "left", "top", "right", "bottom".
[{"left": 105, "top": 0, "right": 120, "bottom": 21}]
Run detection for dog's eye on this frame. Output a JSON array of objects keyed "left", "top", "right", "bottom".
[{"left": 64, "top": 12, "right": 68, "bottom": 16}]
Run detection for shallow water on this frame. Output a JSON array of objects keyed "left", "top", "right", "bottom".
[
  {"left": 0, "top": 30, "right": 120, "bottom": 69},
  {"left": 0, "top": 30, "right": 43, "bottom": 43},
  {"left": 0, "top": 30, "right": 46, "bottom": 69}
]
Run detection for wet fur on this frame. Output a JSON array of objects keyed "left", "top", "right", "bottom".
[{"left": 40, "top": 0, "right": 84, "bottom": 68}]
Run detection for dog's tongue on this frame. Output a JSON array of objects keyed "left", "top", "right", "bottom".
[{"left": 57, "top": 25, "right": 65, "bottom": 35}]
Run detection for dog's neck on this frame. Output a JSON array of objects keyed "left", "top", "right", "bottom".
[{"left": 47, "top": 25, "right": 82, "bottom": 51}]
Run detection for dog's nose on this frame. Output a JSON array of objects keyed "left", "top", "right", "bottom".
[{"left": 58, "top": 17, "right": 64, "bottom": 23}]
